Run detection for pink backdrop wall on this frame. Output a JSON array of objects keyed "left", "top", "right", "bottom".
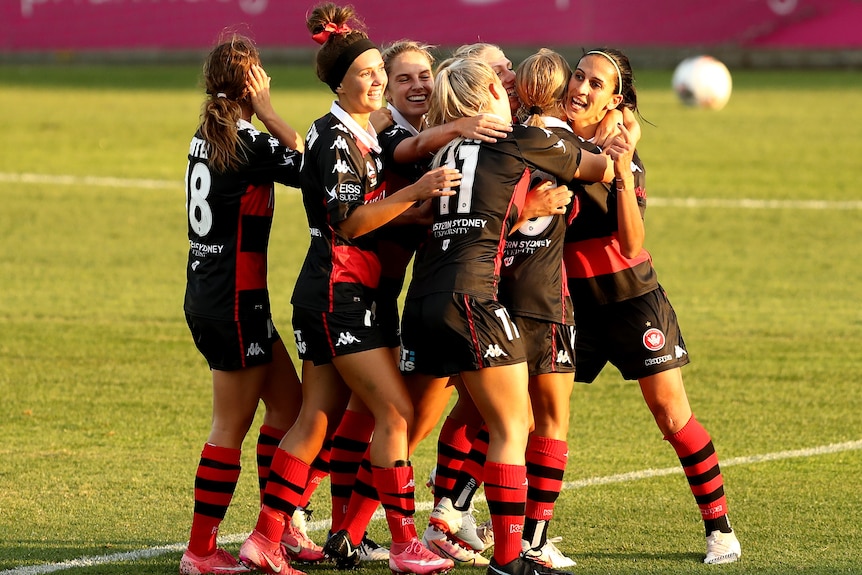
[{"left": 2, "top": 0, "right": 860, "bottom": 52}]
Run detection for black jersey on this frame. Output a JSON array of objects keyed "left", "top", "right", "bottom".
[
  {"left": 184, "top": 119, "right": 301, "bottom": 321},
  {"left": 407, "top": 124, "right": 581, "bottom": 301},
  {"left": 375, "top": 120, "right": 431, "bottom": 281},
  {"left": 290, "top": 104, "right": 387, "bottom": 312},
  {"left": 563, "top": 143, "right": 656, "bottom": 305},
  {"left": 498, "top": 121, "right": 592, "bottom": 325}
]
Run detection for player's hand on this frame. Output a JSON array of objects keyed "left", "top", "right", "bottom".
[
  {"left": 593, "top": 108, "right": 623, "bottom": 149},
  {"left": 523, "top": 180, "right": 572, "bottom": 218},
  {"left": 456, "top": 113, "right": 512, "bottom": 143},
  {"left": 246, "top": 64, "right": 275, "bottom": 120},
  {"left": 371, "top": 108, "right": 394, "bottom": 133},
  {"left": 411, "top": 167, "right": 460, "bottom": 201}
]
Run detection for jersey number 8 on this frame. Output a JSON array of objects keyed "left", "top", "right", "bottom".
[{"left": 186, "top": 161, "right": 213, "bottom": 237}]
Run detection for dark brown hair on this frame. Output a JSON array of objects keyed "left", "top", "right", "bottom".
[{"left": 199, "top": 34, "right": 259, "bottom": 173}]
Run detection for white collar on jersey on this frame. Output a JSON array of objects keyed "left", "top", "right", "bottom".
[
  {"left": 330, "top": 102, "right": 382, "bottom": 153},
  {"left": 237, "top": 118, "right": 256, "bottom": 131},
  {"left": 539, "top": 116, "right": 572, "bottom": 132},
  {"left": 387, "top": 103, "right": 421, "bottom": 136}
]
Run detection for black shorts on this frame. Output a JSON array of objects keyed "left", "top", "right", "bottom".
[
  {"left": 373, "top": 276, "right": 405, "bottom": 350},
  {"left": 185, "top": 313, "right": 279, "bottom": 371},
  {"left": 292, "top": 305, "right": 388, "bottom": 366},
  {"left": 401, "top": 292, "right": 526, "bottom": 377},
  {"left": 515, "top": 316, "right": 575, "bottom": 377},
  {"left": 574, "top": 286, "right": 690, "bottom": 383}
]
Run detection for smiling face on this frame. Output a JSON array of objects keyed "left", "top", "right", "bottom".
[
  {"left": 566, "top": 53, "right": 624, "bottom": 139},
  {"left": 480, "top": 46, "right": 519, "bottom": 113},
  {"left": 384, "top": 50, "right": 434, "bottom": 129},
  {"left": 337, "top": 48, "right": 387, "bottom": 119}
]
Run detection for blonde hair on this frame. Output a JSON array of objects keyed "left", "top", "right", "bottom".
[
  {"left": 515, "top": 48, "right": 571, "bottom": 128},
  {"left": 199, "top": 34, "right": 260, "bottom": 173},
  {"left": 427, "top": 58, "right": 497, "bottom": 128},
  {"left": 381, "top": 39, "right": 435, "bottom": 75},
  {"left": 451, "top": 42, "right": 501, "bottom": 62}
]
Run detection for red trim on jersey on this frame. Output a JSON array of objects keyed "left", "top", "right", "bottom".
[
  {"left": 234, "top": 183, "right": 272, "bottom": 318},
  {"left": 331, "top": 245, "right": 382, "bottom": 288},
  {"left": 322, "top": 311, "right": 337, "bottom": 357},
  {"left": 563, "top": 234, "right": 652, "bottom": 278},
  {"left": 494, "top": 170, "right": 532, "bottom": 289},
  {"left": 463, "top": 294, "right": 485, "bottom": 369},
  {"left": 236, "top": 322, "right": 248, "bottom": 369}
]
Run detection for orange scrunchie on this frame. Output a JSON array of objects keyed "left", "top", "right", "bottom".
[{"left": 312, "top": 22, "right": 351, "bottom": 45}]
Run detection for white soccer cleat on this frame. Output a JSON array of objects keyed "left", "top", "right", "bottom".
[
  {"left": 358, "top": 533, "right": 391, "bottom": 561},
  {"left": 521, "top": 537, "right": 576, "bottom": 569},
  {"left": 423, "top": 525, "right": 489, "bottom": 567},
  {"left": 704, "top": 529, "right": 741, "bottom": 565},
  {"left": 429, "top": 497, "right": 486, "bottom": 551}
]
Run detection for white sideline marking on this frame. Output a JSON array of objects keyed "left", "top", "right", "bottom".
[
  {"left": 3, "top": 438, "right": 860, "bottom": 575},
  {"left": 2, "top": 172, "right": 861, "bottom": 210}
]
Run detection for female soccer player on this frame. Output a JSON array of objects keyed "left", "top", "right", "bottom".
[
  {"left": 563, "top": 48, "right": 741, "bottom": 565},
  {"left": 322, "top": 39, "right": 512, "bottom": 567},
  {"left": 180, "top": 34, "right": 305, "bottom": 575},
  {"left": 239, "top": 5, "right": 459, "bottom": 575},
  {"left": 401, "top": 57, "right": 615, "bottom": 575}
]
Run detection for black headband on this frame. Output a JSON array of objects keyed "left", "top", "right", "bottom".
[{"left": 326, "top": 38, "right": 377, "bottom": 92}]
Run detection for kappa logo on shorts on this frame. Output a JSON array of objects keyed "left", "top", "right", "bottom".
[
  {"left": 246, "top": 342, "right": 264, "bottom": 357},
  {"left": 336, "top": 331, "right": 361, "bottom": 346},
  {"left": 483, "top": 344, "right": 508, "bottom": 358},
  {"left": 675, "top": 345, "right": 688, "bottom": 358},
  {"left": 642, "top": 327, "right": 666, "bottom": 351},
  {"left": 555, "top": 349, "right": 572, "bottom": 365}
]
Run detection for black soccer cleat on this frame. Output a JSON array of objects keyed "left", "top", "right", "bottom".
[{"left": 323, "top": 529, "right": 363, "bottom": 570}]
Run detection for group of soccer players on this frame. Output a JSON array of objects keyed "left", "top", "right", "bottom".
[{"left": 180, "top": 3, "right": 741, "bottom": 575}]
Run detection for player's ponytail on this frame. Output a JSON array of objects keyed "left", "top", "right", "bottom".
[
  {"left": 307, "top": 3, "right": 376, "bottom": 93},
  {"left": 515, "top": 48, "right": 571, "bottom": 128},
  {"left": 199, "top": 34, "right": 258, "bottom": 173}
]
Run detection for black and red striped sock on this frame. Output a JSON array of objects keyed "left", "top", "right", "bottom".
[
  {"left": 300, "top": 436, "right": 332, "bottom": 509},
  {"left": 524, "top": 436, "right": 568, "bottom": 548},
  {"left": 329, "top": 409, "right": 375, "bottom": 530},
  {"left": 188, "top": 443, "right": 241, "bottom": 557},
  {"left": 451, "top": 425, "right": 489, "bottom": 510},
  {"left": 373, "top": 462, "right": 417, "bottom": 544},
  {"left": 485, "top": 461, "right": 527, "bottom": 565},
  {"left": 256, "top": 425, "right": 285, "bottom": 505},
  {"left": 434, "top": 417, "right": 479, "bottom": 505},
  {"left": 343, "top": 449, "right": 381, "bottom": 544},
  {"left": 666, "top": 415, "right": 732, "bottom": 534},
  {"left": 258, "top": 448, "right": 308, "bottom": 541}
]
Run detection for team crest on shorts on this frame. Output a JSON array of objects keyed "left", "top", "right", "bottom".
[{"left": 642, "top": 327, "right": 666, "bottom": 351}]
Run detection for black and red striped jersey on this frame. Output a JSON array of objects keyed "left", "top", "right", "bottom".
[
  {"left": 183, "top": 119, "right": 301, "bottom": 321},
  {"left": 290, "top": 104, "right": 387, "bottom": 312},
  {"left": 498, "top": 120, "right": 590, "bottom": 325},
  {"left": 563, "top": 144, "right": 657, "bottom": 305},
  {"left": 407, "top": 124, "right": 582, "bottom": 301}
]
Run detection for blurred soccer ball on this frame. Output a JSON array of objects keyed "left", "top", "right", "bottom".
[{"left": 672, "top": 55, "right": 732, "bottom": 110}]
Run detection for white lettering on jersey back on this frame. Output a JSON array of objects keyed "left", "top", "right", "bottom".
[
  {"left": 189, "top": 240, "right": 225, "bottom": 256},
  {"left": 189, "top": 137, "right": 209, "bottom": 160},
  {"left": 309, "top": 227, "right": 323, "bottom": 237}
]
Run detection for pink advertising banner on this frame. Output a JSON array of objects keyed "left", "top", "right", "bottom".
[{"left": 1, "top": 0, "right": 860, "bottom": 52}]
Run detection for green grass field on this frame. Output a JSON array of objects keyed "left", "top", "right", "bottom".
[{"left": 1, "top": 64, "right": 861, "bottom": 575}]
